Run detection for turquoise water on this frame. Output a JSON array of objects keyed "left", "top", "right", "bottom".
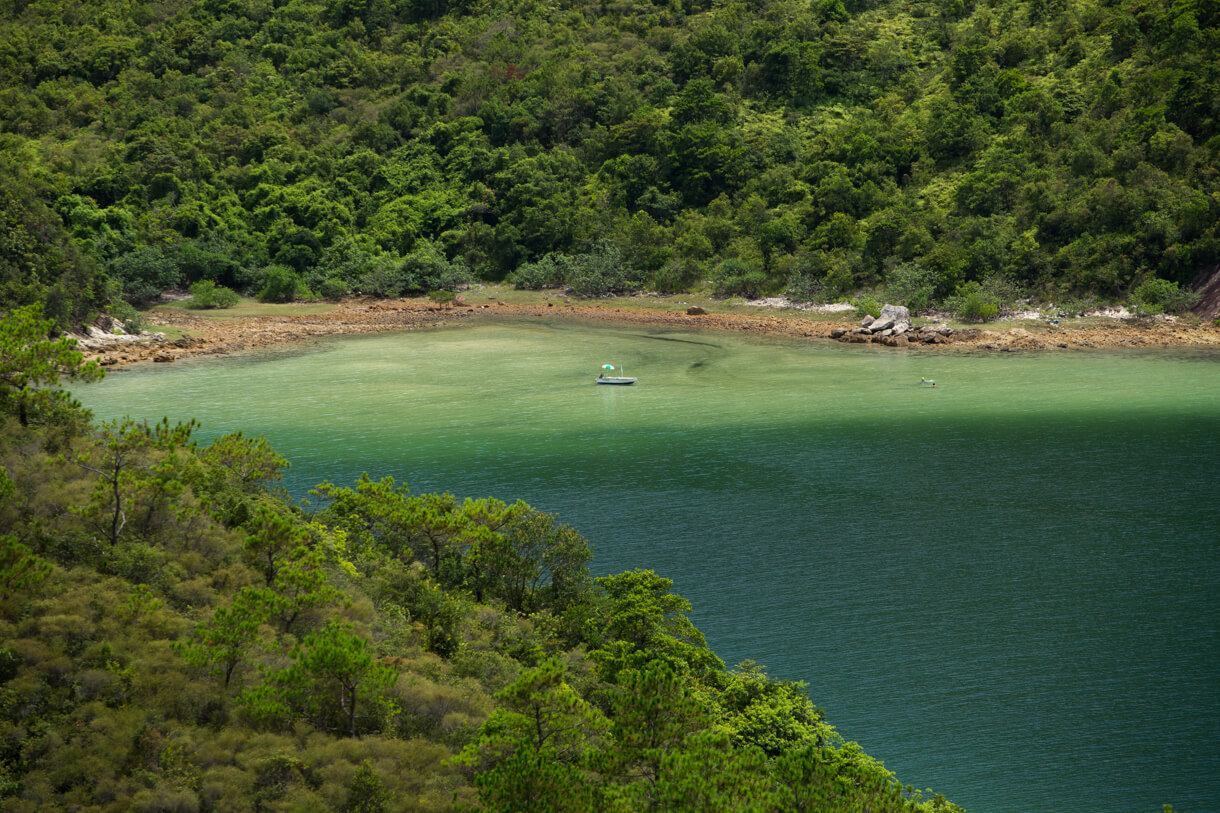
[{"left": 74, "top": 320, "right": 1220, "bottom": 813}]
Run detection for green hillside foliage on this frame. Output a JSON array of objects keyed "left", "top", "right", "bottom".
[
  {"left": 0, "top": 308, "right": 965, "bottom": 810},
  {"left": 0, "top": 0, "right": 1217, "bottom": 325}
]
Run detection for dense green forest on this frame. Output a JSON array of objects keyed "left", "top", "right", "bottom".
[
  {"left": 0, "top": 302, "right": 972, "bottom": 810},
  {"left": 1, "top": 0, "right": 1217, "bottom": 327}
]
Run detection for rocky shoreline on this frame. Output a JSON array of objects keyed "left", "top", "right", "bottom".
[{"left": 77, "top": 296, "right": 1220, "bottom": 367}]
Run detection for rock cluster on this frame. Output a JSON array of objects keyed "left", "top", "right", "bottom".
[
  {"left": 829, "top": 304, "right": 956, "bottom": 347},
  {"left": 69, "top": 316, "right": 179, "bottom": 364},
  {"left": 71, "top": 320, "right": 167, "bottom": 351}
]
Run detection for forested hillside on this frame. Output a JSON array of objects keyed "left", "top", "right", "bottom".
[
  {"left": 0, "top": 305, "right": 969, "bottom": 810},
  {"left": 1, "top": 0, "right": 1217, "bottom": 326}
]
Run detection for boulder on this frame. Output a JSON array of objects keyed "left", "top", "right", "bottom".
[
  {"left": 861, "top": 315, "right": 875, "bottom": 327},
  {"left": 686, "top": 306, "right": 707, "bottom": 315},
  {"left": 878, "top": 304, "right": 911, "bottom": 328},
  {"left": 869, "top": 318, "right": 895, "bottom": 332},
  {"left": 830, "top": 327, "right": 848, "bottom": 338}
]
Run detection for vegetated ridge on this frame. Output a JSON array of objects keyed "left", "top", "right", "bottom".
[{"left": 0, "top": 0, "right": 1217, "bottom": 330}]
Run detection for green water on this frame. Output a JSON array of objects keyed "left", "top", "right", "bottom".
[{"left": 74, "top": 320, "right": 1220, "bottom": 813}]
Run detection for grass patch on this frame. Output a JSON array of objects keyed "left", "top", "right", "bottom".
[
  {"left": 147, "top": 323, "right": 192, "bottom": 341},
  {"left": 469, "top": 284, "right": 860, "bottom": 323},
  {"left": 150, "top": 296, "right": 338, "bottom": 318}
]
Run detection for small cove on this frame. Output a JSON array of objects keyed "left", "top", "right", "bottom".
[{"left": 74, "top": 320, "right": 1220, "bottom": 813}]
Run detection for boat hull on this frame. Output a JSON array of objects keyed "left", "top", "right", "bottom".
[{"left": 596, "top": 377, "right": 637, "bottom": 385}]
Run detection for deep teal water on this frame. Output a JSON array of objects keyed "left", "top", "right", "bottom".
[{"left": 74, "top": 320, "right": 1220, "bottom": 813}]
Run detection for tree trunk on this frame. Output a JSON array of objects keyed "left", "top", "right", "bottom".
[{"left": 109, "top": 469, "right": 125, "bottom": 545}]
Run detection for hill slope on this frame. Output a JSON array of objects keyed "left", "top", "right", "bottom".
[{"left": 1, "top": 0, "right": 1217, "bottom": 324}]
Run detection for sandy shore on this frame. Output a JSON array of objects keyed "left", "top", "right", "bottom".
[{"left": 79, "top": 296, "right": 1220, "bottom": 367}]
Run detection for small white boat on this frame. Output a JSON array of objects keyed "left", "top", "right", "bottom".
[{"left": 597, "top": 364, "right": 637, "bottom": 385}]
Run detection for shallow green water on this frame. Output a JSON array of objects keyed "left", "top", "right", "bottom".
[{"left": 74, "top": 319, "right": 1220, "bottom": 813}]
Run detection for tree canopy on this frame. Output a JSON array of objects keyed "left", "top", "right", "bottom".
[
  {"left": 0, "top": 303, "right": 102, "bottom": 426},
  {"left": 0, "top": 0, "right": 1215, "bottom": 324}
]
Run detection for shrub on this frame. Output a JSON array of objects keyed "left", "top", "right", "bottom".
[
  {"left": 1129, "top": 278, "right": 1201, "bottom": 315},
  {"left": 959, "top": 294, "right": 999, "bottom": 322},
  {"left": 1055, "top": 293, "right": 1099, "bottom": 317},
  {"left": 947, "top": 281, "right": 1000, "bottom": 322},
  {"left": 110, "top": 247, "right": 181, "bottom": 305},
  {"left": 187, "top": 280, "right": 240, "bottom": 309},
  {"left": 785, "top": 251, "right": 856, "bottom": 302},
  {"left": 433, "top": 260, "right": 474, "bottom": 292},
  {"left": 258, "top": 266, "right": 312, "bottom": 303},
  {"left": 567, "top": 242, "right": 637, "bottom": 297},
  {"left": 652, "top": 256, "right": 702, "bottom": 293},
  {"left": 312, "top": 237, "right": 385, "bottom": 295},
  {"left": 400, "top": 241, "right": 473, "bottom": 294},
  {"left": 108, "top": 300, "right": 144, "bottom": 333},
  {"left": 316, "top": 277, "right": 350, "bottom": 300},
  {"left": 507, "top": 254, "right": 572, "bottom": 290},
  {"left": 358, "top": 257, "right": 406, "bottom": 298},
  {"left": 885, "top": 261, "right": 939, "bottom": 313},
  {"left": 852, "top": 297, "right": 882, "bottom": 319},
  {"left": 712, "top": 258, "right": 767, "bottom": 298}
]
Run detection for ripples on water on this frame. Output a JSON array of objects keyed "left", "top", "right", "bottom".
[{"left": 75, "top": 322, "right": 1220, "bottom": 813}]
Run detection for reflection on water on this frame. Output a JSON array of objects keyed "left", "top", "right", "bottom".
[{"left": 75, "top": 321, "right": 1220, "bottom": 813}]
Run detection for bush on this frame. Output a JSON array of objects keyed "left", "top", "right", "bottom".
[
  {"left": 108, "top": 300, "right": 144, "bottom": 333},
  {"left": 567, "top": 242, "right": 637, "bottom": 297},
  {"left": 507, "top": 254, "right": 572, "bottom": 290},
  {"left": 187, "top": 281, "right": 240, "bottom": 309},
  {"left": 947, "top": 281, "right": 1000, "bottom": 322},
  {"left": 400, "top": 241, "right": 473, "bottom": 294},
  {"left": 311, "top": 237, "right": 386, "bottom": 296},
  {"left": 258, "top": 266, "right": 312, "bottom": 303},
  {"left": 785, "top": 251, "right": 856, "bottom": 302},
  {"left": 110, "top": 247, "right": 181, "bottom": 306},
  {"left": 712, "top": 258, "right": 767, "bottom": 298},
  {"left": 174, "top": 241, "right": 243, "bottom": 289},
  {"left": 1129, "top": 278, "right": 1201, "bottom": 315},
  {"left": 652, "top": 256, "right": 702, "bottom": 293},
  {"left": 852, "top": 297, "right": 882, "bottom": 319},
  {"left": 1055, "top": 293, "right": 1100, "bottom": 317},
  {"left": 358, "top": 257, "right": 406, "bottom": 298},
  {"left": 316, "top": 276, "right": 350, "bottom": 300},
  {"left": 885, "top": 261, "right": 938, "bottom": 313},
  {"left": 433, "top": 259, "right": 474, "bottom": 292}
]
